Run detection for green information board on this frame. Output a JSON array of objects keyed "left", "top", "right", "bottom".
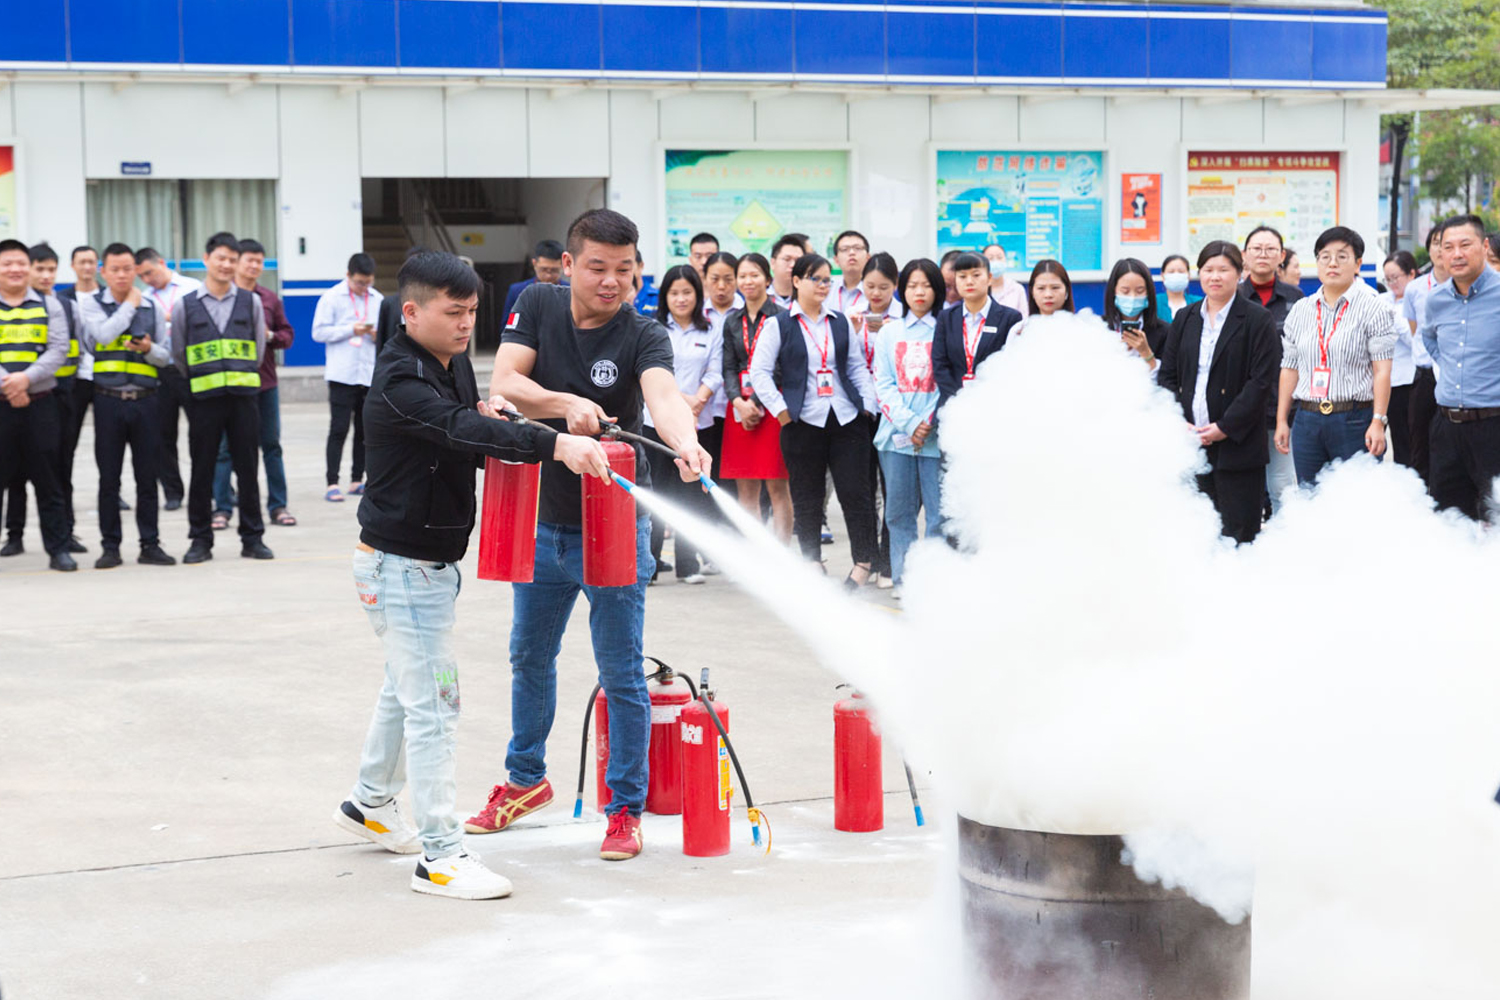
[{"left": 664, "top": 149, "right": 849, "bottom": 268}]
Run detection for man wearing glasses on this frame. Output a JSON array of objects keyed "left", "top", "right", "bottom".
[
  {"left": 1240, "top": 226, "right": 1303, "bottom": 515},
  {"left": 1273, "top": 227, "right": 1395, "bottom": 486}
]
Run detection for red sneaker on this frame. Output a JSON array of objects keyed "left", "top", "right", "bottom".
[
  {"left": 463, "top": 778, "right": 554, "bottom": 834},
  {"left": 600, "top": 810, "right": 643, "bottom": 861}
]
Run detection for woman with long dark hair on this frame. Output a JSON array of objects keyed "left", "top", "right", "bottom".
[
  {"left": 1009, "top": 259, "right": 1074, "bottom": 336},
  {"left": 747, "top": 253, "right": 878, "bottom": 587},
  {"left": 646, "top": 264, "right": 721, "bottom": 584},
  {"left": 874, "top": 258, "right": 945, "bottom": 597},
  {"left": 1102, "top": 257, "right": 1167, "bottom": 373},
  {"left": 720, "top": 252, "right": 792, "bottom": 542}
]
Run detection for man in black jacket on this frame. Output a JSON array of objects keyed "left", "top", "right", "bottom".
[
  {"left": 334, "top": 251, "right": 608, "bottom": 902},
  {"left": 1159, "top": 241, "right": 1280, "bottom": 544}
]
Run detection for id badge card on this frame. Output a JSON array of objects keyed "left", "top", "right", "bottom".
[
  {"left": 963, "top": 372, "right": 976, "bottom": 383},
  {"left": 815, "top": 368, "right": 835, "bottom": 398},
  {"left": 739, "top": 370, "right": 754, "bottom": 399},
  {"left": 1310, "top": 366, "right": 1332, "bottom": 400},
  {"left": 891, "top": 432, "right": 913, "bottom": 450}
]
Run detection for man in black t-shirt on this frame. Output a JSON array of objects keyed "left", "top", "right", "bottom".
[{"left": 463, "top": 209, "right": 710, "bottom": 862}]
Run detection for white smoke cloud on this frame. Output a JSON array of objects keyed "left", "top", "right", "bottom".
[
  {"left": 625, "top": 311, "right": 1500, "bottom": 997},
  {"left": 880, "top": 312, "right": 1500, "bottom": 997}
]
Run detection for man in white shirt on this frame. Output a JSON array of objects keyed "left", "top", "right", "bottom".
[
  {"left": 312, "top": 253, "right": 382, "bottom": 502},
  {"left": 135, "top": 247, "right": 203, "bottom": 511},
  {"left": 831, "top": 231, "right": 870, "bottom": 315}
]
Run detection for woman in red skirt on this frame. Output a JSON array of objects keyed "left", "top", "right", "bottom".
[{"left": 720, "top": 252, "right": 792, "bottom": 543}]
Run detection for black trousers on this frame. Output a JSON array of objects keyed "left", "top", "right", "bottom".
[
  {"left": 1408, "top": 367, "right": 1438, "bottom": 484},
  {"left": 1428, "top": 412, "right": 1500, "bottom": 522},
  {"left": 780, "top": 412, "right": 878, "bottom": 564},
  {"left": 188, "top": 393, "right": 263, "bottom": 545},
  {"left": 645, "top": 425, "right": 711, "bottom": 577},
  {"left": 326, "top": 381, "right": 367, "bottom": 486},
  {"left": 0, "top": 393, "right": 69, "bottom": 556},
  {"left": 1197, "top": 465, "right": 1264, "bottom": 545},
  {"left": 95, "top": 392, "right": 161, "bottom": 550},
  {"left": 3, "top": 388, "right": 76, "bottom": 538},
  {"left": 156, "top": 367, "right": 189, "bottom": 503},
  {"left": 1388, "top": 382, "right": 1413, "bottom": 470}
]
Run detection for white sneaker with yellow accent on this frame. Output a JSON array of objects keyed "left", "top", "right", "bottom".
[
  {"left": 412, "top": 852, "right": 513, "bottom": 900},
  {"left": 333, "top": 798, "right": 421, "bottom": 854}
]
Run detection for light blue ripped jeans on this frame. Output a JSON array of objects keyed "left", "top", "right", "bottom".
[{"left": 350, "top": 547, "right": 464, "bottom": 859}]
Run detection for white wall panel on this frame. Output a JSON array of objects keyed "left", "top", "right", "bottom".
[
  {"left": 528, "top": 90, "right": 610, "bottom": 177},
  {"left": 277, "top": 86, "right": 363, "bottom": 281},
  {"left": 754, "top": 94, "right": 848, "bottom": 143},
  {"left": 607, "top": 90, "right": 660, "bottom": 270},
  {"left": 82, "top": 83, "right": 278, "bottom": 178},
  {"left": 930, "top": 97, "right": 1018, "bottom": 144},
  {"left": 444, "top": 88, "right": 528, "bottom": 177},
  {"left": 1262, "top": 100, "right": 1343, "bottom": 148},
  {"left": 13, "top": 83, "right": 87, "bottom": 273},
  {"left": 1182, "top": 98, "right": 1261, "bottom": 146},
  {"left": 359, "top": 88, "right": 445, "bottom": 177},
  {"left": 1103, "top": 98, "right": 1180, "bottom": 268},
  {"left": 849, "top": 95, "right": 928, "bottom": 262},
  {"left": 658, "top": 93, "right": 752, "bottom": 142},
  {"left": 1341, "top": 101, "right": 1382, "bottom": 254},
  {"left": 1019, "top": 96, "right": 1105, "bottom": 144}
]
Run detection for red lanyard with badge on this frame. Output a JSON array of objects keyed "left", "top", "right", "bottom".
[
  {"left": 963, "top": 312, "right": 985, "bottom": 382},
  {"left": 739, "top": 313, "right": 766, "bottom": 399},
  {"left": 798, "top": 314, "right": 836, "bottom": 398},
  {"left": 857, "top": 314, "right": 878, "bottom": 374},
  {"left": 152, "top": 285, "right": 179, "bottom": 319},
  {"left": 350, "top": 289, "right": 370, "bottom": 324},
  {"left": 1310, "top": 298, "right": 1348, "bottom": 411}
]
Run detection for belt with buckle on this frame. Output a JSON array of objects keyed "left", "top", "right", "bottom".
[
  {"left": 1442, "top": 406, "right": 1500, "bottom": 424},
  {"left": 1298, "top": 399, "right": 1369, "bottom": 416},
  {"left": 95, "top": 385, "right": 157, "bottom": 401}
]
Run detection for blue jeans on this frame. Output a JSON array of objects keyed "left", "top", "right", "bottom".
[
  {"left": 214, "top": 387, "right": 287, "bottom": 513},
  {"left": 1265, "top": 428, "right": 1297, "bottom": 514},
  {"left": 1291, "top": 404, "right": 1374, "bottom": 486},
  {"left": 877, "top": 449, "right": 944, "bottom": 585},
  {"left": 507, "top": 517, "right": 654, "bottom": 815},
  {"left": 351, "top": 547, "right": 465, "bottom": 859}
]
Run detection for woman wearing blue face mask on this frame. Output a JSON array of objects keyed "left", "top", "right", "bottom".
[
  {"left": 983, "top": 243, "right": 1028, "bottom": 317},
  {"left": 1104, "top": 258, "right": 1168, "bottom": 374},
  {"left": 1158, "top": 254, "right": 1202, "bottom": 322}
]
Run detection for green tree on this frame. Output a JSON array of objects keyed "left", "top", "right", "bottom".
[{"left": 1370, "top": 0, "right": 1500, "bottom": 246}]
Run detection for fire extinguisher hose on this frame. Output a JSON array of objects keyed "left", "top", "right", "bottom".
[{"left": 572, "top": 659, "right": 770, "bottom": 853}]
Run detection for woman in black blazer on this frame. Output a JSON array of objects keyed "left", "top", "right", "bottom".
[
  {"left": 1102, "top": 257, "right": 1169, "bottom": 370},
  {"left": 1157, "top": 240, "right": 1281, "bottom": 544}
]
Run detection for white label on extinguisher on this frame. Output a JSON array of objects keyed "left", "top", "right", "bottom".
[
  {"left": 681, "top": 722, "right": 703, "bottom": 745},
  {"left": 716, "top": 738, "right": 731, "bottom": 811},
  {"left": 651, "top": 704, "right": 684, "bottom": 726}
]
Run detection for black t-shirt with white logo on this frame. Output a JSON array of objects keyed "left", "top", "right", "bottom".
[{"left": 502, "top": 282, "right": 674, "bottom": 526}]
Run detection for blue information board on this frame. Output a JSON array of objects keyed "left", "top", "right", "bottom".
[{"left": 935, "top": 150, "right": 1105, "bottom": 273}]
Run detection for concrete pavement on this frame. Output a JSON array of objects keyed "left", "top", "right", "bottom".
[{"left": 0, "top": 400, "right": 948, "bottom": 1000}]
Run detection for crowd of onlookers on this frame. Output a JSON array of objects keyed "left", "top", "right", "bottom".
[
  {"left": 643, "top": 217, "right": 1500, "bottom": 592},
  {"left": 9, "top": 213, "right": 1495, "bottom": 581}
]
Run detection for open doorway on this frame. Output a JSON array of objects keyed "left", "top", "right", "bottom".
[{"left": 361, "top": 177, "right": 605, "bottom": 355}]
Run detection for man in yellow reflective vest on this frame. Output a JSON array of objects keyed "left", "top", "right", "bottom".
[
  {"left": 77, "top": 242, "right": 177, "bottom": 569},
  {"left": 173, "top": 233, "right": 272, "bottom": 564},
  {"left": 0, "top": 238, "right": 76, "bottom": 571}
]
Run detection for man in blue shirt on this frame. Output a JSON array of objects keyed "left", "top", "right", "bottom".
[
  {"left": 1422, "top": 214, "right": 1500, "bottom": 520},
  {"left": 501, "top": 239, "right": 566, "bottom": 320}
]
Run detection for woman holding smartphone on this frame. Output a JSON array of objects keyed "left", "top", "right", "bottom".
[
  {"left": 720, "top": 253, "right": 791, "bottom": 543},
  {"left": 1103, "top": 258, "right": 1167, "bottom": 373}
]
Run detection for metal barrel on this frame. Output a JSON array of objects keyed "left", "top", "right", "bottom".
[{"left": 957, "top": 816, "right": 1251, "bottom": 1000}]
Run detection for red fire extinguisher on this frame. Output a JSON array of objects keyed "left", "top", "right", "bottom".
[
  {"left": 834, "top": 687, "right": 883, "bottom": 832},
  {"left": 593, "top": 687, "right": 612, "bottom": 813},
  {"left": 477, "top": 457, "right": 540, "bottom": 582},
  {"left": 581, "top": 440, "right": 637, "bottom": 587},
  {"left": 593, "top": 665, "right": 694, "bottom": 815},
  {"left": 646, "top": 668, "right": 694, "bottom": 814},
  {"left": 681, "top": 680, "right": 732, "bottom": 857}
]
